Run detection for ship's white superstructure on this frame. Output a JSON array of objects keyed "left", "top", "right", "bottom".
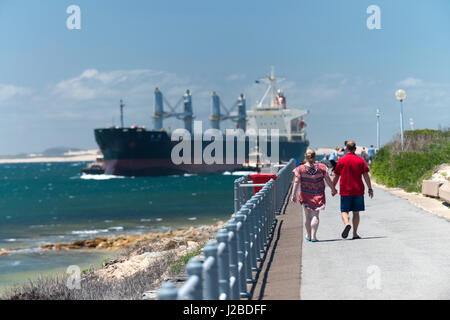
[{"left": 245, "top": 67, "right": 309, "bottom": 142}]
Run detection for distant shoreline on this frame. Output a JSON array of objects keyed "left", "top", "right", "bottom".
[{"left": 0, "top": 150, "right": 97, "bottom": 164}]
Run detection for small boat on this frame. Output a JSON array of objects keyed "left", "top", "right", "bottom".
[{"left": 81, "top": 151, "right": 105, "bottom": 175}]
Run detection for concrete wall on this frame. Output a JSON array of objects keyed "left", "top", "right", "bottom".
[
  {"left": 422, "top": 180, "right": 450, "bottom": 203},
  {"left": 438, "top": 182, "right": 450, "bottom": 203},
  {"left": 422, "top": 180, "right": 442, "bottom": 198}
]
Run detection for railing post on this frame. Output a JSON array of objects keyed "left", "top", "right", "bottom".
[
  {"left": 234, "top": 179, "right": 240, "bottom": 214},
  {"left": 225, "top": 220, "right": 240, "bottom": 300},
  {"left": 186, "top": 257, "right": 203, "bottom": 300},
  {"left": 247, "top": 199, "right": 262, "bottom": 261},
  {"left": 158, "top": 281, "right": 178, "bottom": 300},
  {"left": 234, "top": 214, "right": 249, "bottom": 298},
  {"left": 203, "top": 240, "right": 219, "bottom": 300},
  {"left": 266, "top": 180, "right": 276, "bottom": 234},
  {"left": 261, "top": 187, "right": 270, "bottom": 243},
  {"left": 216, "top": 229, "right": 230, "bottom": 300},
  {"left": 243, "top": 202, "right": 259, "bottom": 271},
  {"left": 239, "top": 207, "right": 254, "bottom": 283},
  {"left": 254, "top": 194, "right": 266, "bottom": 254}
]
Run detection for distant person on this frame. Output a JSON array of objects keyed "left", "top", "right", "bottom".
[
  {"left": 343, "top": 141, "right": 348, "bottom": 155},
  {"left": 368, "top": 145, "right": 376, "bottom": 164},
  {"left": 332, "top": 141, "right": 373, "bottom": 240},
  {"left": 291, "top": 149, "right": 337, "bottom": 242},
  {"left": 328, "top": 147, "right": 339, "bottom": 173},
  {"left": 360, "top": 147, "right": 369, "bottom": 163}
]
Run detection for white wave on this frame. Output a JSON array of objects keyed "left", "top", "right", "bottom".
[
  {"left": 71, "top": 229, "right": 109, "bottom": 235},
  {"left": 70, "top": 163, "right": 83, "bottom": 167},
  {"left": 140, "top": 219, "right": 152, "bottom": 222},
  {"left": 230, "top": 171, "right": 256, "bottom": 176},
  {"left": 80, "top": 174, "right": 125, "bottom": 180},
  {"left": 155, "top": 218, "right": 163, "bottom": 222},
  {"left": 108, "top": 226, "right": 124, "bottom": 231},
  {"left": 222, "top": 171, "right": 232, "bottom": 175},
  {"left": 11, "top": 261, "right": 21, "bottom": 266},
  {"left": 187, "top": 217, "right": 197, "bottom": 221},
  {"left": 9, "top": 247, "right": 44, "bottom": 254},
  {"left": 6, "top": 238, "right": 17, "bottom": 242},
  {"left": 183, "top": 173, "right": 197, "bottom": 177}
]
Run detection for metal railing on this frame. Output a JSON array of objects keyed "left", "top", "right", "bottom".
[{"left": 157, "top": 159, "right": 296, "bottom": 300}]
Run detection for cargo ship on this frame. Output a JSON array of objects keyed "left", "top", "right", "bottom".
[{"left": 93, "top": 68, "right": 309, "bottom": 176}]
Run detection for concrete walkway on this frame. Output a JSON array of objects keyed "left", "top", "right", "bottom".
[{"left": 254, "top": 186, "right": 450, "bottom": 300}]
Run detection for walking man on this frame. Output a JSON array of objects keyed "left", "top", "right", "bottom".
[
  {"left": 368, "top": 145, "right": 376, "bottom": 164},
  {"left": 332, "top": 141, "right": 374, "bottom": 239}
]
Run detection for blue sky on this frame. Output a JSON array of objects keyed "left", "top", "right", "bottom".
[{"left": 0, "top": 0, "right": 449, "bottom": 154}]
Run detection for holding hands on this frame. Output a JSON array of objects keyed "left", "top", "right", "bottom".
[
  {"left": 291, "top": 194, "right": 297, "bottom": 203},
  {"left": 331, "top": 187, "right": 338, "bottom": 197}
]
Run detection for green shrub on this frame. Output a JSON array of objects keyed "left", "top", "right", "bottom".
[{"left": 371, "top": 129, "right": 450, "bottom": 192}]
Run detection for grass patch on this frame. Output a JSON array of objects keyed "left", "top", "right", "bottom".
[
  {"left": 371, "top": 129, "right": 450, "bottom": 192},
  {"left": 169, "top": 249, "right": 202, "bottom": 275}
]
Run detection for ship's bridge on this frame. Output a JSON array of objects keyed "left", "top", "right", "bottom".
[
  {"left": 246, "top": 107, "right": 308, "bottom": 141},
  {"left": 244, "top": 67, "right": 309, "bottom": 142}
]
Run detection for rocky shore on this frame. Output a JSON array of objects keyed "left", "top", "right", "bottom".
[
  {"left": 40, "top": 222, "right": 224, "bottom": 252},
  {"left": 2, "top": 222, "right": 225, "bottom": 300}
]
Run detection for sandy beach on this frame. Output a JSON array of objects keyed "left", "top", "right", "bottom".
[{"left": 0, "top": 150, "right": 98, "bottom": 164}]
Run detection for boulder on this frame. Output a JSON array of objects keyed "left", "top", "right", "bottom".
[
  {"left": 422, "top": 180, "right": 442, "bottom": 198},
  {"left": 439, "top": 182, "right": 450, "bottom": 203}
]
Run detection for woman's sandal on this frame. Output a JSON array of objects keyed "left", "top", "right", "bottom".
[
  {"left": 311, "top": 239, "right": 319, "bottom": 242},
  {"left": 305, "top": 237, "right": 311, "bottom": 242}
]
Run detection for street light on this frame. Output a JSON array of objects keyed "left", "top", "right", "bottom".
[
  {"left": 376, "top": 109, "right": 381, "bottom": 150},
  {"left": 395, "top": 89, "right": 407, "bottom": 151}
]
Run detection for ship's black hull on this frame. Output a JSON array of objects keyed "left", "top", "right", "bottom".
[{"left": 94, "top": 128, "right": 308, "bottom": 176}]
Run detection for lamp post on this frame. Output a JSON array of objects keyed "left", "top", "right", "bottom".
[
  {"left": 376, "top": 109, "right": 381, "bottom": 150},
  {"left": 409, "top": 118, "right": 414, "bottom": 130},
  {"left": 395, "top": 89, "right": 407, "bottom": 151}
]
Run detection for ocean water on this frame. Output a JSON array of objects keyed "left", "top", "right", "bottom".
[{"left": 0, "top": 162, "right": 243, "bottom": 292}]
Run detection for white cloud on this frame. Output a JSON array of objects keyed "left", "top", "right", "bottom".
[
  {"left": 397, "top": 77, "right": 423, "bottom": 87},
  {"left": 0, "top": 84, "right": 32, "bottom": 101},
  {"left": 226, "top": 73, "right": 246, "bottom": 81}
]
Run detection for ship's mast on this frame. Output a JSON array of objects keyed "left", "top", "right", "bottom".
[
  {"left": 256, "top": 66, "right": 284, "bottom": 108},
  {"left": 270, "top": 66, "right": 276, "bottom": 107},
  {"left": 120, "top": 99, "right": 125, "bottom": 128}
]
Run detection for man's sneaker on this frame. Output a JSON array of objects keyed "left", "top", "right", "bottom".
[{"left": 341, "top": 225, "right": 352, "bottom": 239}]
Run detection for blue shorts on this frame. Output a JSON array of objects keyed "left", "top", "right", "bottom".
[{"left": 340, "top": 195, "right": 365, "bottom": 212}]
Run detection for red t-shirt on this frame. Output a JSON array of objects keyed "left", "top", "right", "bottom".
[{"left": 334, "top": 153, "right": 370, "bottom": 196}]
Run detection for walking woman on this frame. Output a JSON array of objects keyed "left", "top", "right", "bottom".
[{"left": 291, "top": 149, "right": 337, "bottom": 242}]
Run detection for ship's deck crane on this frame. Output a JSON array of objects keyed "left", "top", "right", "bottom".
[
  {"left": 210, "top": 92, "right": 247, "bottom": 132},
  {"left": 152, "top": 88, "right": 194, "bottom": 134},
  {"left": 152, "top": 88, "right": 247, "bottom": 133}
]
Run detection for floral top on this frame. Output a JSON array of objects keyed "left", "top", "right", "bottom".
[{"left": 293, "top": 162, "right": 329, "bottom": 210}]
